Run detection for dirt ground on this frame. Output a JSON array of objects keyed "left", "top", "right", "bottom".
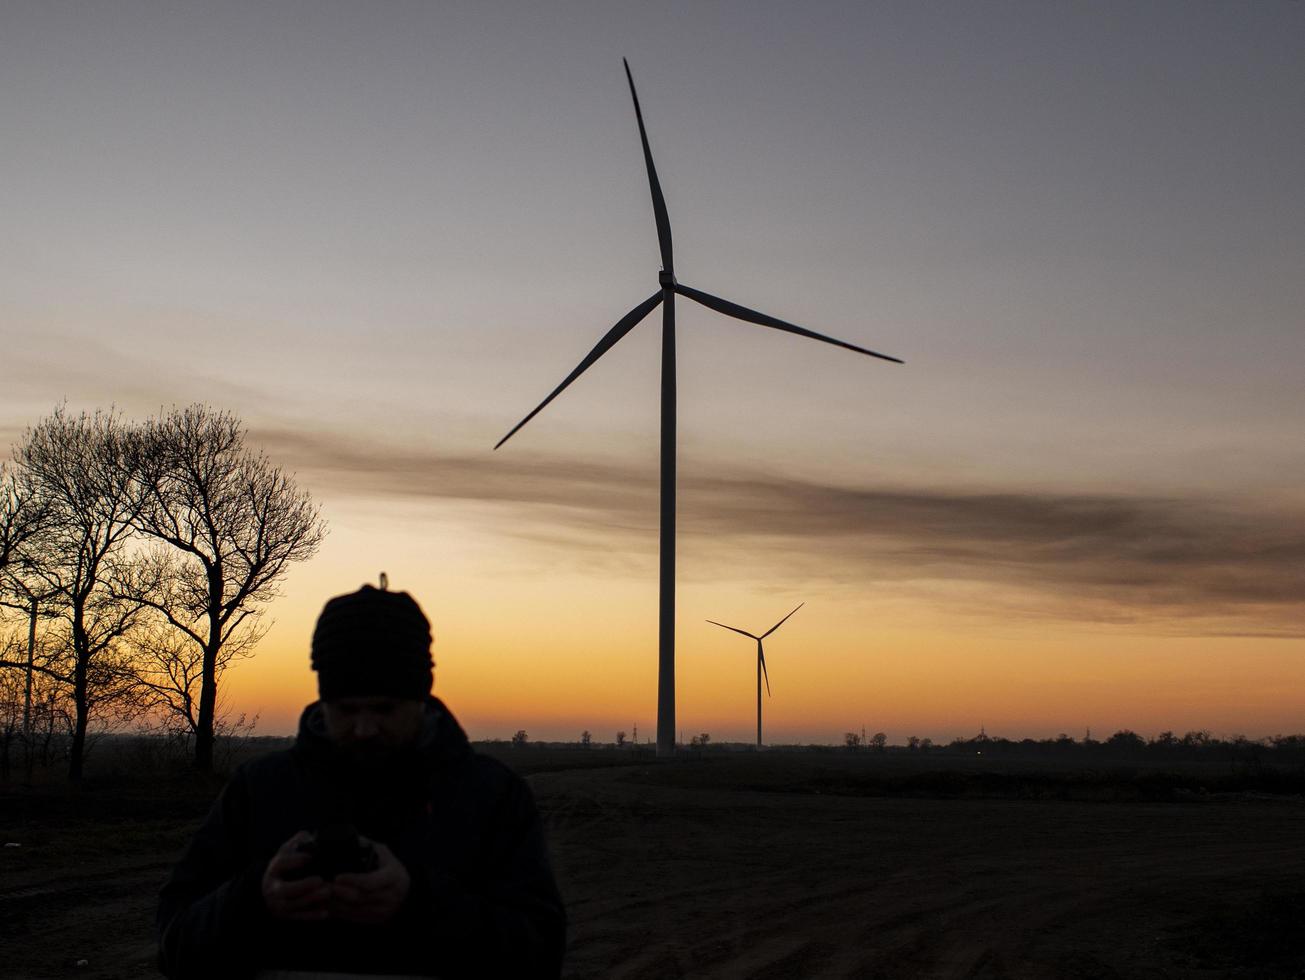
[
  {"left": 539, "top": 765, "right": 1305, "bottom": 978},
  {"left": 3, "top": 757, "right": 1304, "bottom": 979}
]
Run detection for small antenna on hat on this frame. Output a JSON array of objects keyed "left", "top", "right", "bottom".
[{"left": 379, "top": 572, "right": 389, "bottom": 591}]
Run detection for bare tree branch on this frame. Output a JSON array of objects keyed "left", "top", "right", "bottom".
[
  {"left": 0, "top": 659, "right": 69, "bottom": 683},
  {"left": 0, "top": 461, "right": 50, "bottom": 574},
  {"left": 130, "top": 405, "right": 325, "bottom": 771}
]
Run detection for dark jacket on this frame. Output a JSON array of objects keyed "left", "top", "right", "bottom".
[{"left": 157, "top": 698, "right": 566, "bottom": 978}]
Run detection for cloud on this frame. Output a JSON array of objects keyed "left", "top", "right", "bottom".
[
  {"left": 254, "top": 426, "right": 1305, "bottom": 636},
  {"left": 0, "top": 332, "right": 290, "bottom": 452}
]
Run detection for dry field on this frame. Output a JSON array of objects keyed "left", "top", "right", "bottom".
[{"left": 3, "top": 750, "right": 1304, "bottom": 979}]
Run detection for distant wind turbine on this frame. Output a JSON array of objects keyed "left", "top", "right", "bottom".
[
  {"left": 707, "top": 604, "right": 803, "bottom": 748},
  {"left": 496, "top": 59, "right": 903, "bottom": 757}
]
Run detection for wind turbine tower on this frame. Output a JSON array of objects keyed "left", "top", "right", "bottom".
[{"left": 496, "top": 61, "right": 902, "bottom": 757}]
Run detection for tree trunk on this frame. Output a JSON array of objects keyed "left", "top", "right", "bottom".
[
  {"left": 193, "top": 597, "right": 222, "bottom": 773},
  {"left": 69, "top": 650, "right": 88, "bottom": 782},
  {"left": 194, "top": 667, "right": 217, "bottom": 772},
  {"left": 24, "top": 596, "right": 37, "bottom": 780}
]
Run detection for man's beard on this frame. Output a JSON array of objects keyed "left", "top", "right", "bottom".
[{"left": 334, "top": 738, "right": 421, "bottom": 781}]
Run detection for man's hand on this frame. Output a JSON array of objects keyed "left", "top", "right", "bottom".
[
  {"left": 262, "top": 831, "right": 331, "bottom": 921},
  {"left": 330, "top": 840, "right": 411, "bottom": 925}
]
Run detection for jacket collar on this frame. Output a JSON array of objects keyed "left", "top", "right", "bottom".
[{"left": 293, "top": 695, "right": 473, "bottom": 771}]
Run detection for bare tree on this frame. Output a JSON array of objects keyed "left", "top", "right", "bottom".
[
  {"left": 0, "top": 630, "right": 67, "bottom": 779},
  {"left": 0, "top": 461, "right": 48, "bottom": 572},
  {"left": 11, "top": 408, "right": 151, "bottom": 780},
  {"left": 0, "top": 636, "right": 24, "bottom": 779},
  {"left": 2, "top": 461, "right": 67, "bottom": 771},
  {"left": 131, "top": 405, "right": 324, "bottom": 772},
  {"left": 0, "top": 573, "right": 65, "bottom": 778}
]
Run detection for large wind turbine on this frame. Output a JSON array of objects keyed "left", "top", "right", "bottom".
[
  {"left": 707, "top": 604, "right": 803, "bottom": 748},
  {"left": 496, "top": 60, "right": 902, "bottom": 757}
]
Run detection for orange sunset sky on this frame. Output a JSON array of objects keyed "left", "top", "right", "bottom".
[{"left": 3, "top": 2, "right": 1302, "bottom": 742}]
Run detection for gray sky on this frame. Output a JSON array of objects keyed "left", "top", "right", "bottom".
[{"left": 3, "top": 1, "right": 1303, "bottom": 739}]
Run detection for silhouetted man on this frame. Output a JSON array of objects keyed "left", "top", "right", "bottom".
[{"left": 157, "top": 583, "right": 566, "bottom": 979}]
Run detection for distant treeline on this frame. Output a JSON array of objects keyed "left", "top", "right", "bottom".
[
  {"left": 872, "top": 729, "right": 1305, "bottom": 758},
  {"left": 480, "top": 728, "right": 1305, "bottom": 759},
  {"left": 31, "top": 728, "right": 1305, "bottom": 795},
  {"left": 481, "top": 731, "right": 1305, "bottom": 800}
]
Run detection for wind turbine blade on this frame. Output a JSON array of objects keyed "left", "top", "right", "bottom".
[
  {"left": 706, "top": 619, "right": 760, "bottom": 641},
  {"left": 759, "top": 646, "right": 771, "bottom": 697},
  {"left": 495, "top": 292, "right": 663, "bottom": 450},
  {"left": 675, "top": 284, "right": 904, "bottom": 364},
  {"left": 761, "top": 602, "right": 804, "bottom": 639},
  {"left": 623, "top": 58, "right": 674, "bottom": 273}
]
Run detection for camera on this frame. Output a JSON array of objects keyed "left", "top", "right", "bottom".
[{"left": 292, "top": 824, "right": 379, "bottom": 880}]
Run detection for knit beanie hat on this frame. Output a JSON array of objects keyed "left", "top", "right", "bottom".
[{"left": 311, "top": 584, "right": 434, "bottom": 700}]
